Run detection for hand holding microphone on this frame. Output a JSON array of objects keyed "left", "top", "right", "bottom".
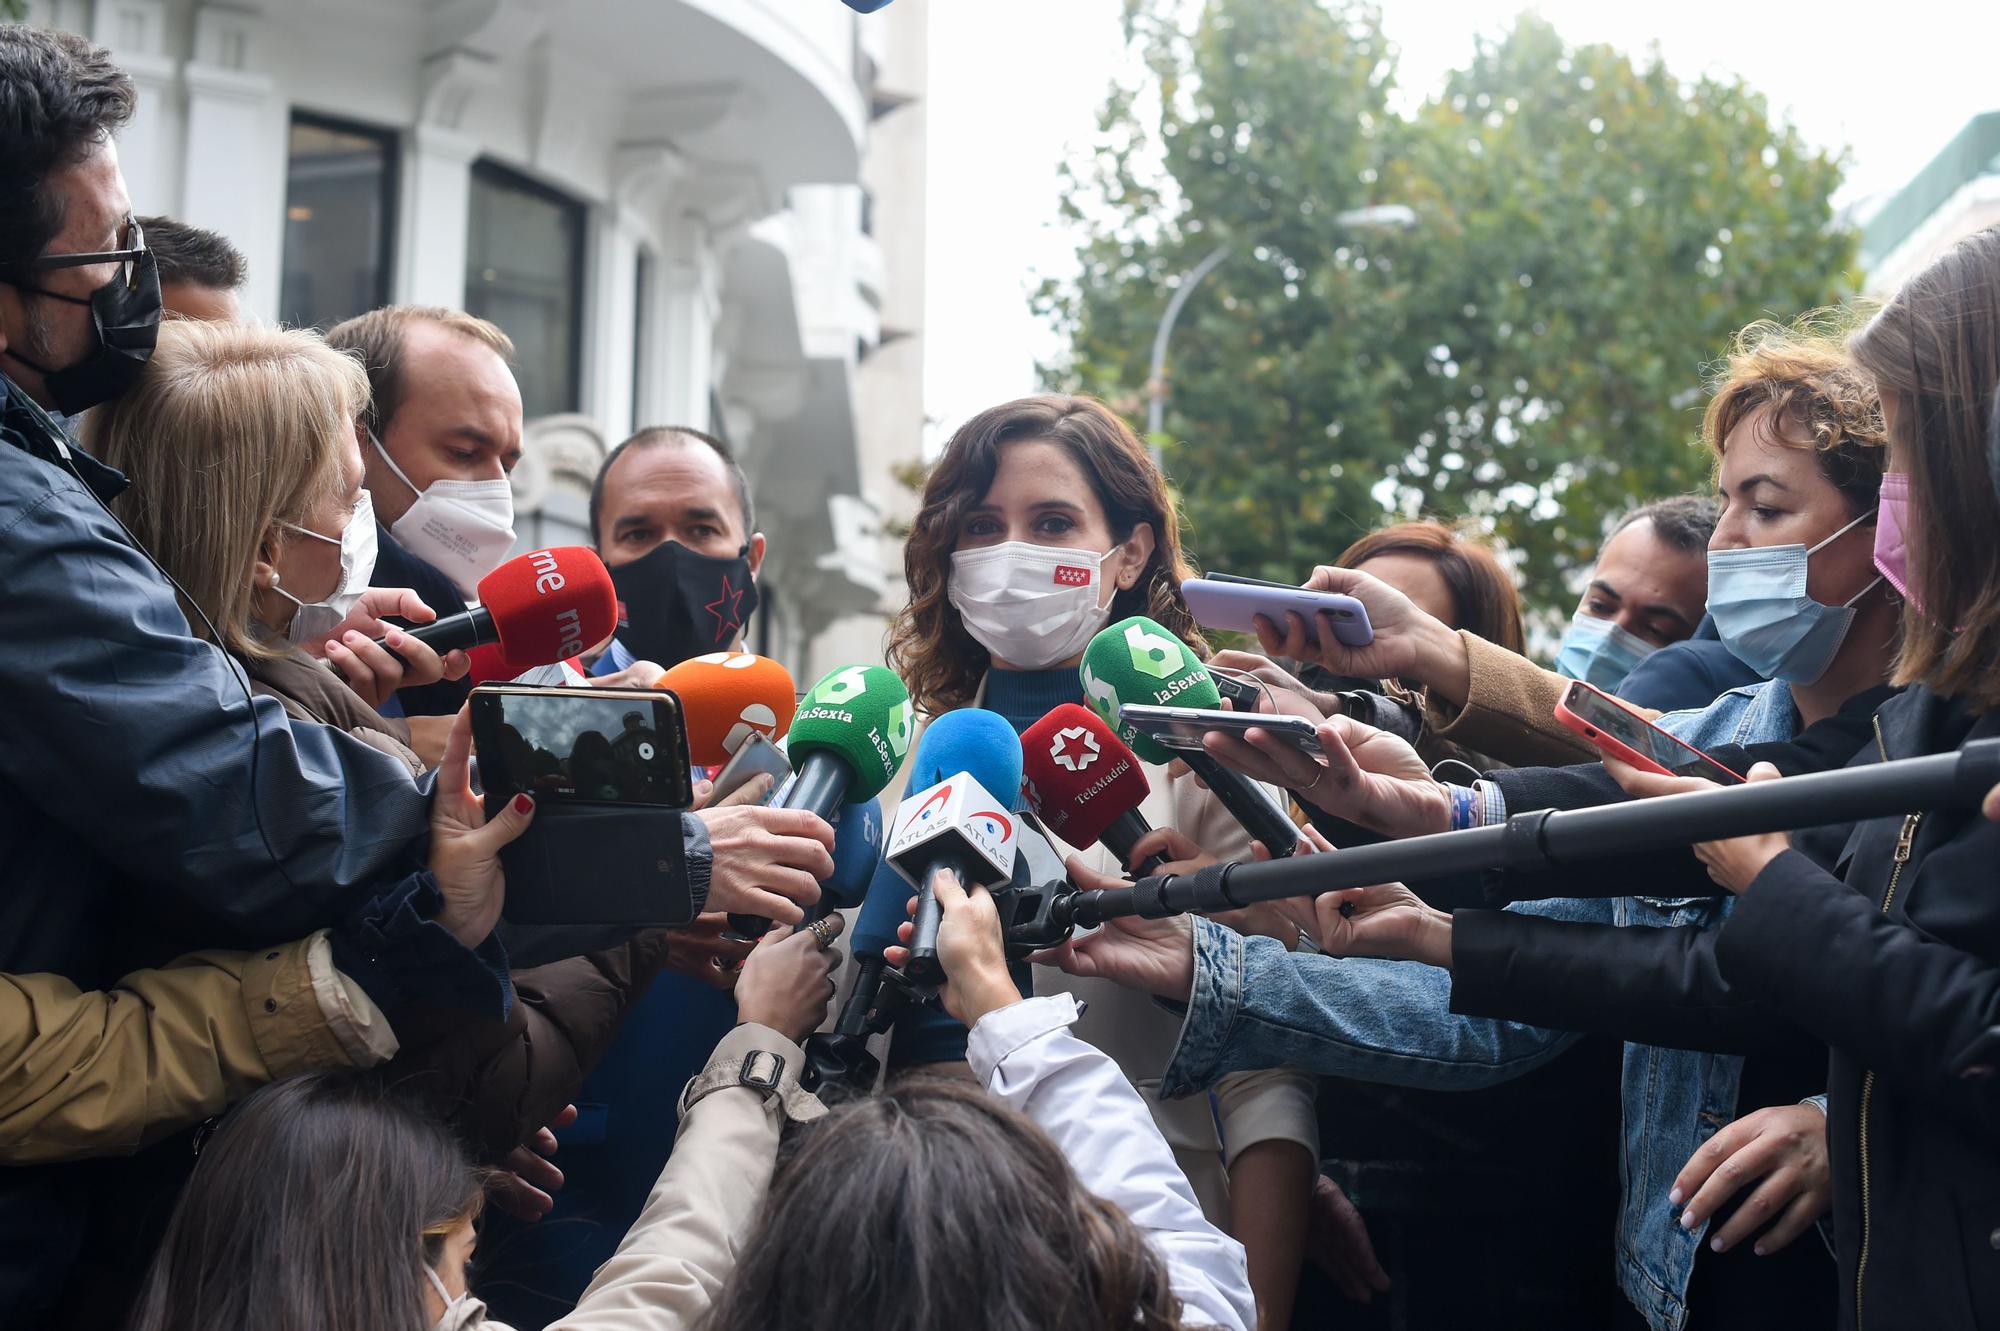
[
  {"left": 697, "top": 804, "right": 835, "bottom": 926},
  {"left": 728, "top": 663, "right": 914, "bottom": 936},
  {"left": 882, "top": 709, "right": 1023, "bottom": 989},
  {"left": 318, "top": 586, "right": 472, "bottom": 707},
  {"left": 374, "top": 545, "right": 619, "bottom": 671},
  {"left": 884, "top": 856, "right": 1020, "bottom": 1029}
]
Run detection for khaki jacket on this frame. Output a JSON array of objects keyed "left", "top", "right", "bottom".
[
  {"left": 0, "top": 931, "right": 394, "bottom": 1165},
  {"left": 459, "top": 1023, "right": 820, "bottom": 1331},
  {"left": 1421, "top": 630, "right": 1601, "bottom": 768}
]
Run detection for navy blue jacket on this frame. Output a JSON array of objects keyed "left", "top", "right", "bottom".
[
  {"left": 0, "top": 376, "right": 455, "bottom": 1324},
  {"left": 371, "top": 522, "right": 474, "bottom": 718},
  {"left": 1615, "top": 614, "right": 1762, "bottom": 714}
]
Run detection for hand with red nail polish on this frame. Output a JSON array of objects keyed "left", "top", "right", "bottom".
[{"left": 426, "top": 704, "right": 537, "bottom": 946}]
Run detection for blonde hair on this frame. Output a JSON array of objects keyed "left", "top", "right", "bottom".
[{"left": 85, "top": 320, "right": 370, "bottom": 660}]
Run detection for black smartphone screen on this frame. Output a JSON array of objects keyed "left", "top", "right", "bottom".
[{"left": 474, "top": 688, "right": 693, "bottom": 808}]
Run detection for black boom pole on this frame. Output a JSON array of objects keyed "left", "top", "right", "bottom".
[{"left": 1053, "top": 739, "right": 2000, "bottom": 926}]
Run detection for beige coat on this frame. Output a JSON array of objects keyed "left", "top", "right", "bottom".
[
  {"left": 459, "top": 1023, "right": 817, "bottom": 1331},
  {"left": 1422, "top": 629, "right": 1602, "bottom": 768}
]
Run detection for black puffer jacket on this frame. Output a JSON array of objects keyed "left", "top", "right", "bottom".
[{"left": 1716, "top": 687, "right": 2000, "bottom": 1331}]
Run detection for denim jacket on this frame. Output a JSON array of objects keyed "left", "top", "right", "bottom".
[{"left": 1161, "top": 680, "right": 1804, "bottom": 1331}]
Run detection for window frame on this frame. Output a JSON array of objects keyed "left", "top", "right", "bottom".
[
  {"left": 280, "top": 108, "right": 399, "bottom": 327},
  {"left": 465, "top": 158, "right": 588, "bottom": 417}
]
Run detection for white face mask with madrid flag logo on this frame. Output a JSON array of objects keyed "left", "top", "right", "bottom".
[{"left": 948, "top": 540, "right": 1120, "bottom": 669}]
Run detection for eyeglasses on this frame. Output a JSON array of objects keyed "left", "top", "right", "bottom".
[{"left": 0, "top": 215, "right": 148, "bottom": 291}]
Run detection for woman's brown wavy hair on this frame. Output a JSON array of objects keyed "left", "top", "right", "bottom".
[
  {"left": 704, "top": 1075, "right": 1189, "bottom": 1331},
  {"left": 888, "top": 394, "right": 1206, "bottom": 714},
  {"left": 1335, "top": 520, "right": 1526, "bottom": 654},
  {"left": 1850, "top": 226, "right": 2000, "bottom": 712}
]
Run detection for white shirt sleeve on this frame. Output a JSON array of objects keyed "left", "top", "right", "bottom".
[{"left": 967, "top": 995, "right": 1256, "bottom": 1331}]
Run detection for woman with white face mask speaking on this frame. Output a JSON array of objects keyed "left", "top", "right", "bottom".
[{"left": 875, "top": 394, "right": 1320, "bottom": 1328}]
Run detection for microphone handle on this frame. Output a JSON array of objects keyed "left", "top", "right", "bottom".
[
  {"left": 1181, "top": 750, "right": 1300, "bottom": 859},
  {"left": 903, "top": 856, "right": 963, "bottom": 988},
  {"left": 727, "top": 752, "right": 850, "bottom": 939},
  {"left": 371, "top": 603, "right": 496, "bottom": 657},
  {"left": 1100, "top": 807, "right": 1169, "bottom": 876}
]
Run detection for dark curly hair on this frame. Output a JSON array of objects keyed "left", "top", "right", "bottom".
[
  {"left": 705, "top": 1075, "right": 1190, "bottom": 1331},
  {"left": 0, "top": 25, "right": 134, "bottom": 268},
  {"left": 888, "top": 394, "right": 1206, "bottom": 714}
]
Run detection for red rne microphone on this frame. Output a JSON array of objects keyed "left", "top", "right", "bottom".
[
  {"left": 655, "top": 652, "right": 798, "bottom": 767},
  {"left": 463, "top": 642, "right": 587, "bottom": 687},
  {"left": 374, "top": 547, "right": 617, "bottom": 670},
  {"left": 1020, "top": 703, "right": 1169, "bottom": 876}
]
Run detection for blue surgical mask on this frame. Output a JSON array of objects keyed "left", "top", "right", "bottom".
[
  {"left": 1554, "top": 612, "right": 1658, "bottom": 690},
  {"left": 1706, "top": 511, "right": 1880, "bottom": 686}
]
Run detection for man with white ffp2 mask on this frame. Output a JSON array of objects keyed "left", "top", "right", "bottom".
[{"left": 326, "top": 306, "right": 523, "bottom": 724}]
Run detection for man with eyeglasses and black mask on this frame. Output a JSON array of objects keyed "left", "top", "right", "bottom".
[{"left": 0, "top": 27, "right": 521, "bottom": 1327}]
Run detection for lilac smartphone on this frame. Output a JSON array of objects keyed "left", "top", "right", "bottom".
[{"left": 1182, "top": 576, "right": 1374, "bottom": 648}]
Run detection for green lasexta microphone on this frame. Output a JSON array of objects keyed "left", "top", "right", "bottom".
[
  {"left": 1079, "top": 617, "right": 1300, "bottom": 858},
  {"left": 730, "top": 663, "right": 914, "bottom": 936}
]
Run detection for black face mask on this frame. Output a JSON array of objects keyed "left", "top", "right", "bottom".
[
  {"left": 4, "top": 248, "right": 161, "bottom": 415},
  {"left": 608, "top": 540, "right": 760, "bottom": 668}
]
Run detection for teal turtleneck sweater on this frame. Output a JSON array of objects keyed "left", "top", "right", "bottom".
[{"left": 980, "top": 664, "right": 1087, "bottom": 735}]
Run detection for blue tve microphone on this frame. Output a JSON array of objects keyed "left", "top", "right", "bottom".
[
  {"left": 812, "top": 798, "right": 886, "bottom": 920},
  {"left": 886, "top": 710, "right": 1024, "bottom": 988},
  {"left": 843, "top": 0, "right": 895, "bottom": 10}
]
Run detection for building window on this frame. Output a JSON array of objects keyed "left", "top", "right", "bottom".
[
  {"left": 631, "top": 247, "right": 654, "bottom": 434},
  {"left": 465, "top": 160, "right": 586, "bottom": 419},
  {"left": 281, "top": 112, "right": 396, "bottom": 330}
]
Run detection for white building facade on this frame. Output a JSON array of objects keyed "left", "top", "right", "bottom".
[
  {"left": 1860, "top": 110, "right": 2000, "bottom": 296},
  {"left": 28, "top": 0, "right": 927, "bottom": 679}
]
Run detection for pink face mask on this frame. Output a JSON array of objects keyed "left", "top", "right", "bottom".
[{"left": 1872, "top": 472, "right": 1911, "bottom": 601}]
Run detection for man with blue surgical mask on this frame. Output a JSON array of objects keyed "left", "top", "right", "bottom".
[
  {"left": 1553, "top": 495, "right": 1716, "bottom": 692},
  {"left": 325, "top": 306, "right": 524, "bottom": 728}
]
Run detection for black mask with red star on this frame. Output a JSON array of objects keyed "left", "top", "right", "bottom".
[{"left": 606, "top": 540, "right": 760, "bottom": 668}]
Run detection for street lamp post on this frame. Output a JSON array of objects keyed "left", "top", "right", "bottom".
[{"left": 1143, "top": 204, "right": 1417, "bottom": 467}]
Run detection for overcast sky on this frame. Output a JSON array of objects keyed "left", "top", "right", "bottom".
[{"left": 923, "top": 0, "right": 2000, "bottom": 447}]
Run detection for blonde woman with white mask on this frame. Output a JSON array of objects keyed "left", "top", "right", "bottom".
[
  {"left": 86, "top": 319, "right": 468, "bottom": 770},
  {"left": 877, "top": 393, "right": 1318, "bottom": 1329}
]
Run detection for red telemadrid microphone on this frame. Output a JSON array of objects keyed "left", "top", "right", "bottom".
[
  {"left": 1020, "top": 703, "right": 1169, "bottom": 876},
  {"left": 655, "top": 652, "right": 798, "bottom": 767},
  {"left": 374, "top": 547, "right": 617, "bottom": 669}
]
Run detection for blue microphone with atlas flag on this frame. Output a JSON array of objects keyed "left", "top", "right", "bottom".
[{"left": 882, "top": 709, "right": 1023, "bottom": 991}]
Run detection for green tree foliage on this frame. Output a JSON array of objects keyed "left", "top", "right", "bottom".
[{"left": 1039, "top": 1, "right": 1855, "bottom": 613}]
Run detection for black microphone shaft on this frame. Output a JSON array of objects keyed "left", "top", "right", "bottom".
[
  {"left": 371, "top": 603, "right": 496, "bottom": 656},
  {"left": 727, "top": 752, "right": 850, "bottom": 938},
  {"left": 1100, "top": 807, "right": 1169, "bottom": 876},
  {"left": 904, "top": 857, "right": 964, "bottom": 986},
  {"left": 1181, "top": 750, "right": 1300, "bottom": 860},
  {"left": 1063, "top": 740, "right": 2000, "bottom": 924}
]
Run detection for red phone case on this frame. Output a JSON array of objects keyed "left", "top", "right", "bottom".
[{"left": 1552, "top": 684, "right": 1745, "bottom": 784}]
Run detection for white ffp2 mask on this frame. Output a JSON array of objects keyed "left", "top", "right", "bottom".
[
  {"left": 369, "top": 428, "right": 515, "bottom": 601},
  {"left": 948, "top": 541, "right": 1119, "bottom": 669}
]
